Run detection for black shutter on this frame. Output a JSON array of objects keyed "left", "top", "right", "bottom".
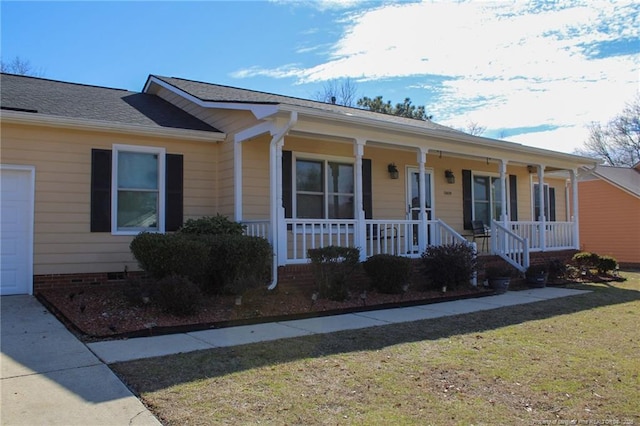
[
  {"left": 90, "top": 149, "right": 112, "bottom": 232},
  {"left": 362, "top": 159, "right": 372, "bottom": 219},
  {"left": 462, "top": 169, "right": 472, "bottom": 230},
  {"left": 548, "top": 187, "right": 556, "bottom": 221},
  {"left": 165, "top": 154, "right": 184, "bottom": 231},
  {"left": 282, "top": 150, "right": 293, "bottom": 218},
  {"left": 509, "top": 174, "right": 518, "bottom": 221}
]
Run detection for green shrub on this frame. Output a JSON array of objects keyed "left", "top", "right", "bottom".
[
  {"left": 308, "top": 246, "right": 360, "bottom": 301},
  {"left": 129, "top": 232, "right": 209, "bottom": 283},
  {"left": 154, "top": 275, "right": 202, "bottom": 316},
  {"left": 572, "top": 252, "right": 600, "bottom": 270},
  {"left": 597, "top": 255, "right": 618, "bottom": 274},
  {"left": 179, "top": 214, "right": 245, "bottom": 236},
  {"left": 421, "top": 243, "right": 477, "bottom": 291},
  {"left": 199, "top": 234, "right": 272, "bottom": 295},
  {"left": 363, "top": 254, "right": 412, "bottom": 294}
]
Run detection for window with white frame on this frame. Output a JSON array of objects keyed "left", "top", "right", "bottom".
[
  {"left": 472, "top": 174, "right": 503, "bottom": 225},
  {"left": 112, "top": 144, "right": 165, "bottom": 234},
  {"left": 295, "top": 158, "right": 354, "bottom": 219},
  {"left": 532, "top": 183, "right": 555, "bottom": 221}
]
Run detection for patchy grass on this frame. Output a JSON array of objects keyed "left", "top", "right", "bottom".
[{"left": 112, "top": 272, "right": 640, "bottom": 425}]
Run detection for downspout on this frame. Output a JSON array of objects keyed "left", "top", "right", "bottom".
[{"left": 268, "top": 112, "right": 298, "bottom": 290}]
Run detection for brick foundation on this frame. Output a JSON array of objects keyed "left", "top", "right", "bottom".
[{"left": 32, "top": 250, "right": 580, "bottom": 294}]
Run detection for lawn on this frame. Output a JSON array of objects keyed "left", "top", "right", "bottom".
[{"left": 112, "top": 272, "right": 640, "bottom": 425}]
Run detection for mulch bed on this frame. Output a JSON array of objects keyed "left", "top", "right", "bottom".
[{"left": 37, "top": 282, "right": 496, "bottom": 342}]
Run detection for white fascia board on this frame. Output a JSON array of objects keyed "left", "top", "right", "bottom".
[
  {"left": 145, "top": 76, "right": 279, "bottom": 119},
  {"left": 279, "top": 104, "right": 598, "bottom": 169},
  {"left": 0, "top": 110, "right": 225, "bottom": 143},
  {"left": 234, "top": 121, "right": 275, "bottom": 143}
]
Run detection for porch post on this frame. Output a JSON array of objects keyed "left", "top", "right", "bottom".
[
  {"left": 418, "top": 147, "right": 428, "bottom": 252},
  {"left": 233, "top": 139, "right": 242, "bottom": 222},
  {"left": 570, "top": 168, "right": 580, "bottom": 250},
  {"left": 275, "top": 139, "right": 287, "bottom": 265},
  {"left": 354, "top": 139, "right": 367, "bottom": 261},
  {"left": 537, "top": 165, "right": 547, "bottom": 251},
  {"left": 498, "top": 159, "right": 508, "bottom": 225}
]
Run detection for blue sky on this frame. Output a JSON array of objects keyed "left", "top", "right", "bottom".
[{"left": 1, "top": 0, "right": 638, "bottom": 153}]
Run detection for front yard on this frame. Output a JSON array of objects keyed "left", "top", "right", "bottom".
[{"left": 111, "top": 271, "right": 640, "bottom": 425}]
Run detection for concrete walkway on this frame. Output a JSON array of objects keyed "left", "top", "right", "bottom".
[
  {"left": 0, "top": 295, "right": 160, "bottom": 426},
  {"left": 1, "top": 287, "right": 590, "bottom": 425},
  {"left": 87, "top": 286, "right": 591, "bottom": 364}
]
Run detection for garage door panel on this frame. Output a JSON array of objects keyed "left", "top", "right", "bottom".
[{"left": 1, "top": 167, "right": 34, "bottom": 295}]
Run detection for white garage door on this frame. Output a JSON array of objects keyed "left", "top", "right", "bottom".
[{"left": 1, "top": 166, "right": 34, "bottom": 295}]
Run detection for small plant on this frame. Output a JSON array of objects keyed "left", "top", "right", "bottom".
[
  {"left": 525, "top": 263, "right": 548, "bottom": 288},
  {"left": 547, "top": 258, "right": 567, "bottom": 282},
  {"left": 484, "top": 264, "right": 513, "bottom": 279},
  {"left": 308, "top": 246, "right": 360, "bottom": 301},
  {"left": 178, "top": 214, "right": 245, "bottom": 236},
  {"left": 154, "top": 275, "right": 203, "bottom": 316},
  {"left": 597, "top": 255, "right": 618, "bottom": 275},
  {"left": 363, "top": 254, "right": 412, "bottom": 294},
  {"left": 572, "top": 252, "right": 600, "bottom": 272},
  {"left": 421, "top": 243, "right": 477, "bottom": 291}
]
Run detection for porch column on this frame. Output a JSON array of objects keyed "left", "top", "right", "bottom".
[
  {"left": 233, "top": 139, "right": 242, "bottom": 222},
  {"left": 537, "top": 164, "right": 547, "bottom": 251},
  {"left": 498, "top": 159, "right": 508, "bottom": 225},
  {"left": 417, "top": 147, "right": 428, "bottom": 252},
  {"left": 354, "top": 139, "right": 367, "bottom": 261},
  {"left": 275, "top": 139, "right": 287, "bottom": 265},
  {"left": 570, "top": 168, "right": 580, "bottom": 250}
]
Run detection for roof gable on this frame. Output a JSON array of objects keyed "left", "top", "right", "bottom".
[
  {"left": 1, "top": 73, "right": 221, "bottom": 133},
  {"left": 586, "top": 165, "right": 640, "bottom": 198}
]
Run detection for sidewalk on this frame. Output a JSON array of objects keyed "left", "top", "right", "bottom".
[
  {"left": 0, "top": 295, "right": 160, "bottom": 426},
  {"left": 87, "top": 286, "right": 590, "bottom": 364}
]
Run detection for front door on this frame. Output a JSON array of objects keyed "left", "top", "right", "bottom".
[{"left": 407, "top": 167, "right": 433, "bottom": 251}]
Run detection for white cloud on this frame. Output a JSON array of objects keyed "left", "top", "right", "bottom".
[{"left": 242, "top": 0, "right": 639, "bottom": 153}]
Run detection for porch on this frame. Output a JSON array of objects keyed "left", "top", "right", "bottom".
[{"left": 243, "top": 218, "right": 578, "bottom": 272}]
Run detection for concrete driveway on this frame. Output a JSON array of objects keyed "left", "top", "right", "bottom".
[{"left": 0, "top": 295, "right": 160, "bottom": 426}]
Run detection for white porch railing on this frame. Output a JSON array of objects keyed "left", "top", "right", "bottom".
[
  {"left": 285, "top": 219, "right": 358, "bottom": 263},
  {"left": 242, "top": 220, "right": 271, "bottom": 241},
  {"left": 506, "top": 221, "right": 575, "bottom": 251},
  {"left": 492, "top": 221, "right": 530, "bottom": 272}
]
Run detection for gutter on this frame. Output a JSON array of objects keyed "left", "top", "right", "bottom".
[{"left": 268, "top": 112, "right": 298, "bottom": 290}]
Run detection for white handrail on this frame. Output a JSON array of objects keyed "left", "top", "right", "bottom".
[{"left": 492, "top": 220, "right": 529, "bottom": 272}]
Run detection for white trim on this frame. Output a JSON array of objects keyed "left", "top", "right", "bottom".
[
  {"left": 145, "top": 76, "right": 278, "bottom": 119},
  {"left": 0, "top": 164, "right": 35, "bottom": 295},
  {"left": 111, "top": 144, "right": 166, "bottom": 236},
  {"left": 0, "top": 110, "right": 225, "bottom": 143}
]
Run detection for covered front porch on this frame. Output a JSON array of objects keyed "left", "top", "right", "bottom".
[{"left": 233, "top": 112, "right": 589, "bottom": 287}]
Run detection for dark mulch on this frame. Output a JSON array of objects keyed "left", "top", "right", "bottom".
[{"left": 37, "top": 282, "right": 497, "bottom": 342}]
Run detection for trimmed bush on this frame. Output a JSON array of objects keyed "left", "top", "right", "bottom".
[
  {"left": 199, "top": 234, "right": 272, "bottom": 295},
  {"left": 178, "top": 214, "right": 245, "bottom": 236},
  {"left": 308, "top": 246, "right": 360, "bottom": 301},
  {"left": 572, "top": 252, "right": 600, "bottom": 271},
  {"left": 421, "top": 243, "right": 477, "bottom": 291},
  {"left": 129, "top": 232, "right": 209, "bottom": 283},
  {"left": 363, "top": 254, "right": 412, "bottom": 294},
  {"left": 154, "top": 275, "right": 202, "bottom": 316},
  {"left": 597, "top": 255, "right": 618, "bottom": 275}
]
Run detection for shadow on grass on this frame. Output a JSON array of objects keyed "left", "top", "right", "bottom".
[{"left": 111, "top": 278, "right": 640, "bottom": 393}]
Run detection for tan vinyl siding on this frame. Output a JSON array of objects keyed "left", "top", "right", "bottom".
[
  {"left": 579, "top": 179, "right": 640, "bottom": 264},
  {"left": 1, "top": 122, "right": 220, "bottom": 275},
  {"left": 240, "top": 135, "right": 548, "bottom": 237}
]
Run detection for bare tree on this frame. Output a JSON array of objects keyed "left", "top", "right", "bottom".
[
  {"left": 0, "top": 56, "right": 43, "bottom": 76},
  {"left": 575, "top": 95, "right": 640, "bottom": 166},
  {"left": 314, "top": 78, "right": 358, "bottom": 107},
  {"left": 462, "top": 121, "right": 487, "bottom": 136}
]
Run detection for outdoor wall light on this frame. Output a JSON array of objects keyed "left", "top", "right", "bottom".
[
  {"left": 445, "top": 169, "right": 455, "bottom": 184},
  {"left": 388, "top": 163, "right": 399, "bottom": 179},
  {"left": 527, "top": 165, "right": 536, "bottom": 173}
]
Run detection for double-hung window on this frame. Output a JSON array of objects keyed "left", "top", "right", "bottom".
[
  {"left": 473, "top": 174, "right": 502, "bottom": 225},
  {"left": 533, "top": 183, "right": 556, "bottom": 221},
  {"left": 112, "top": 144, "right": 165, "bottom": 234},
  {"left": 295, "top": 158, "right": 354, "bottom": 219}
]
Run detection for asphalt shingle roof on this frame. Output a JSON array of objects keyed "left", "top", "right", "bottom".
[
  {"left": 1, "top": 73, "right": 220, "bottom": 133},
  {"left": 152, "top": 75, "right": 464, "bottom": 135}
]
